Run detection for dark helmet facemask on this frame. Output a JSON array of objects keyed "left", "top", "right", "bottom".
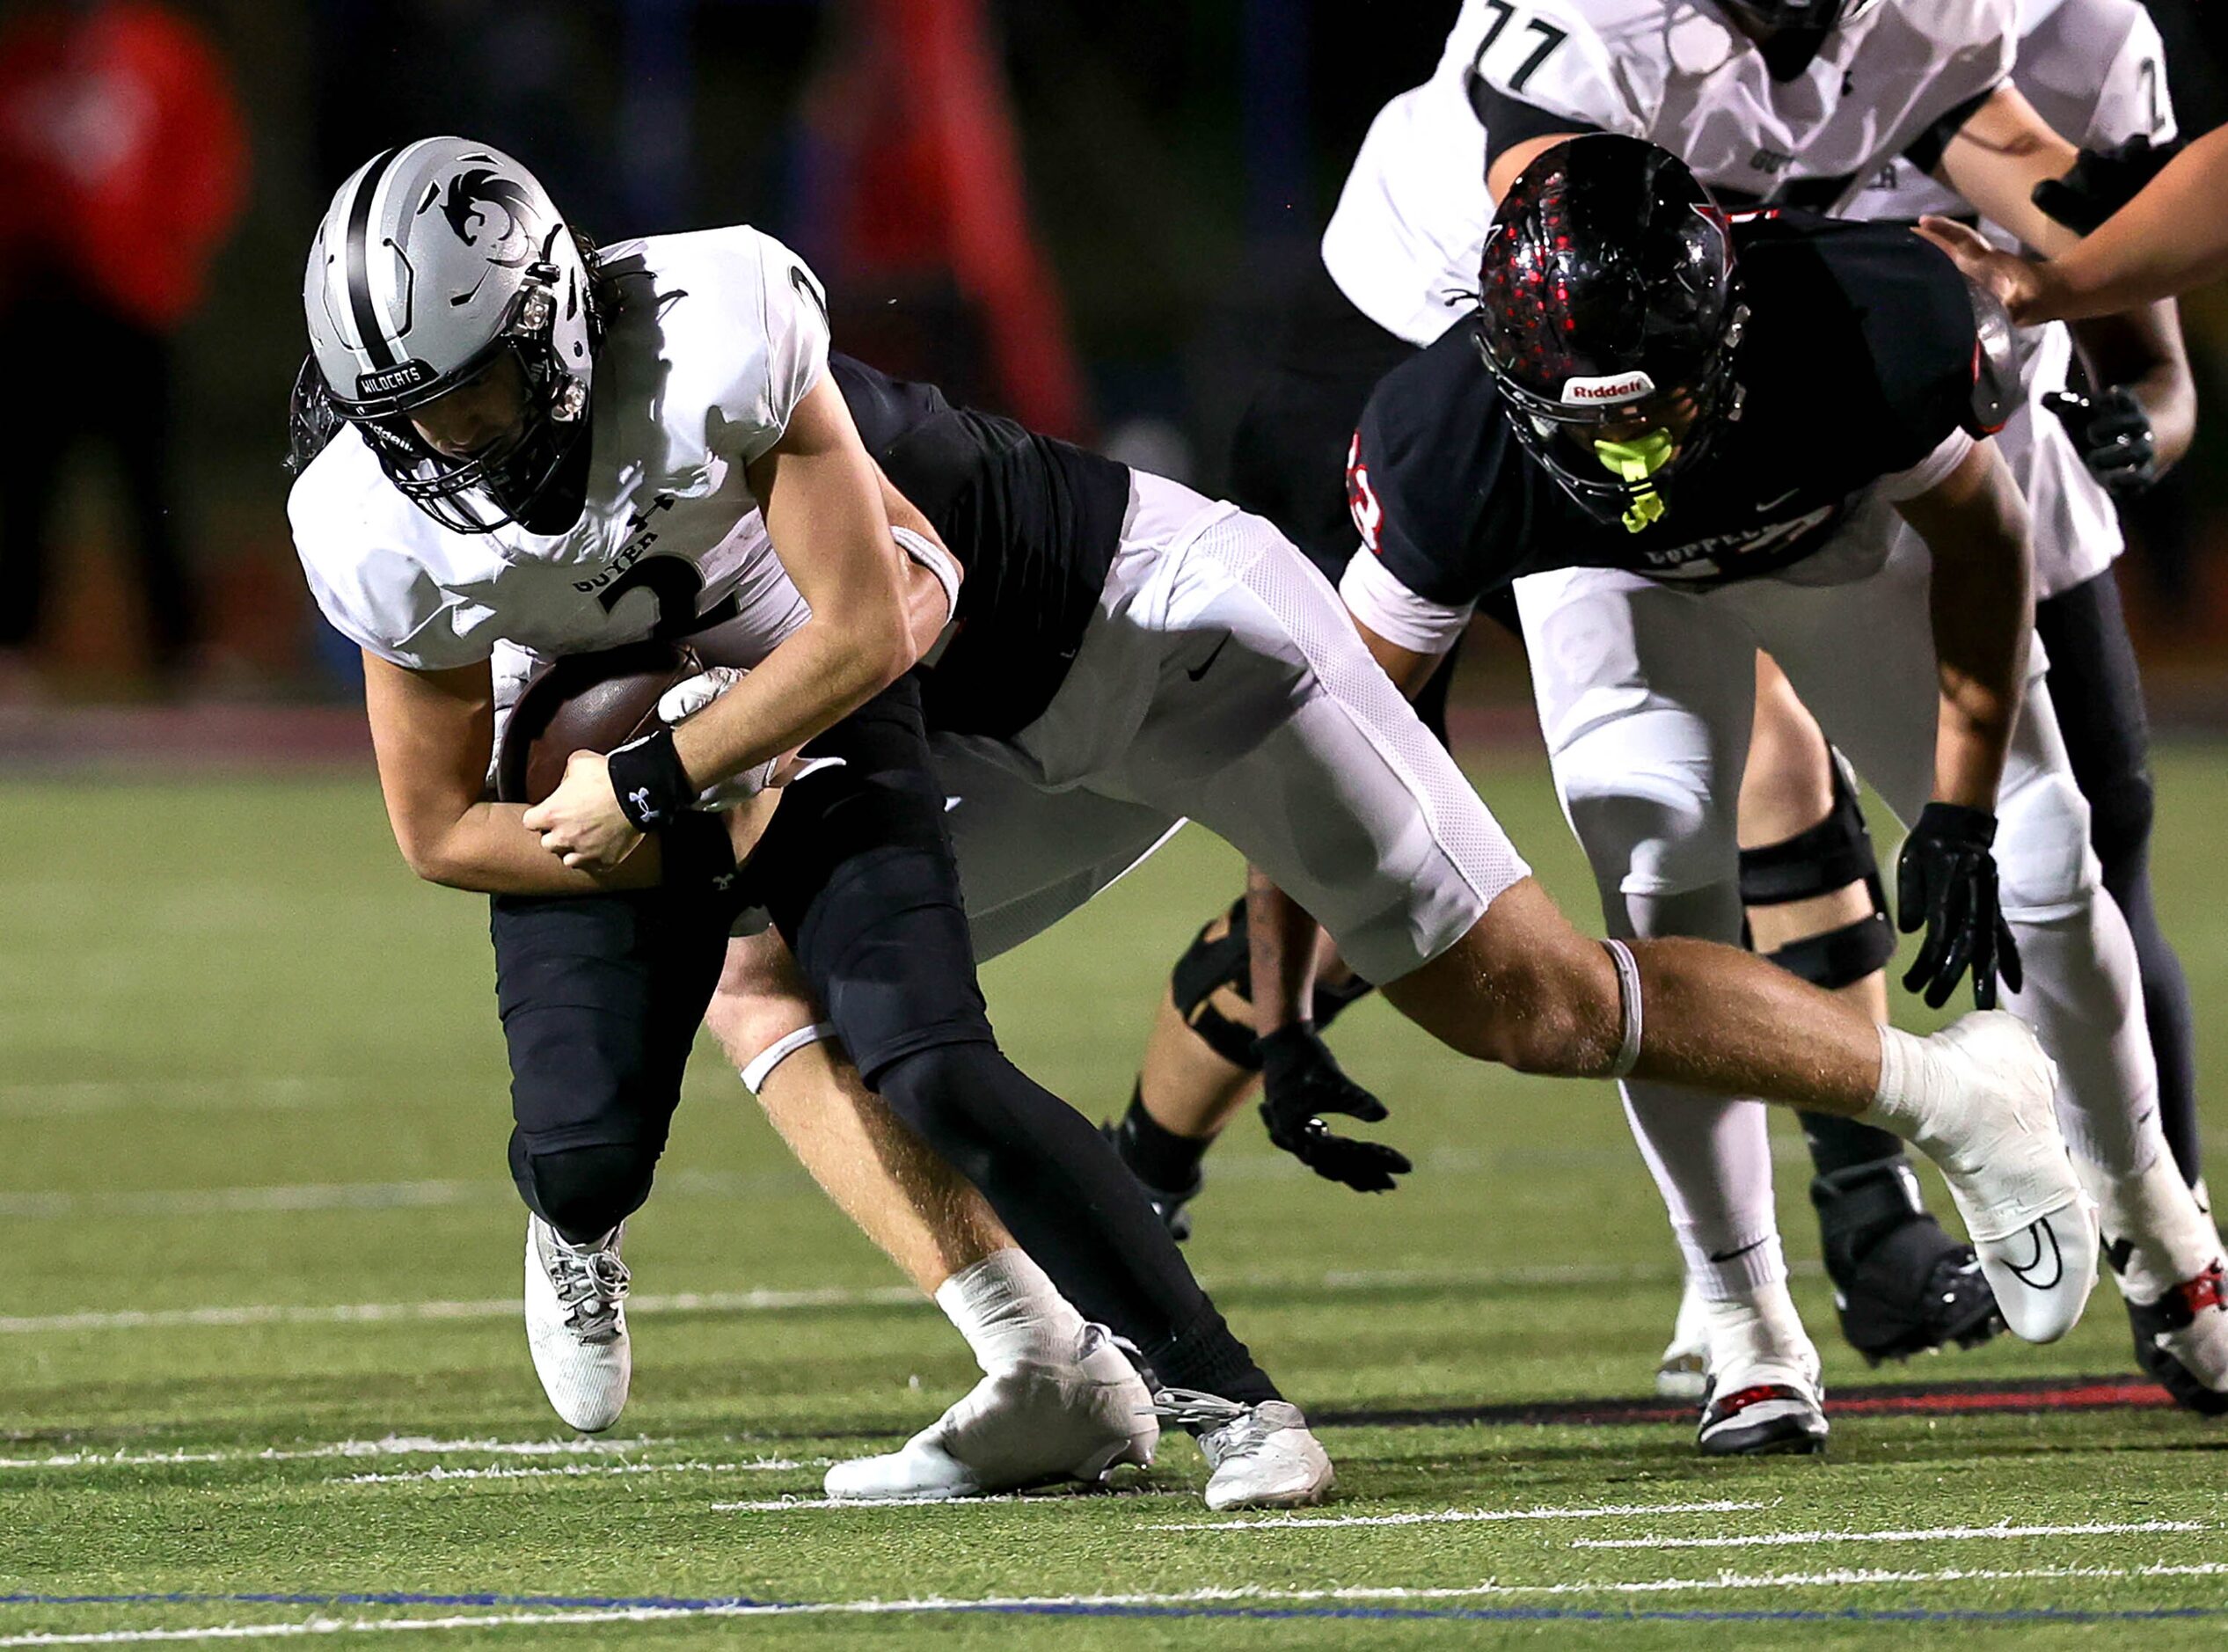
[
  {"left": 1715, "top": 0, "right": 1881, "bottom": 80},
  {"left": 343, "top": 268, "right": 592, "bottom": 535}
]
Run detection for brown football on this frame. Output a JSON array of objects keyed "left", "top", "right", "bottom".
[{"left": 495, "top": 641, "right": 706, "bottom": 806}]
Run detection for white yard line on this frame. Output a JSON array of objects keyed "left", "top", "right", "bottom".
[
  {"left": 1573, "top": 1518, "right": 2209, "bottom": 1551},
  {"left": 0, "top": 1078, "right": 357, "bottom": 1118},
  {"left": 0, "top": 1261, "right": 1687, "bottom": 1338},
  {"left": 7, "top": 1561, "right": 2228, "bottom": 1644},
  {"left": 0, "top": 1436, "right": 673, "bottom": 1470},
  {"left": 340, "top": 1458, "right": 811, "bottom": 1485},
  {"left": 1148, "top": 1498, "right": 1770, "bottom": 1533},
  {"left": 0, "top": 1169, "right": 800, "bottom": 1222}
]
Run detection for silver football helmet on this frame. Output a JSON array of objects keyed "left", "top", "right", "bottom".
[{"left": 297, "top": 136, "right": 600, "bottom": 531}]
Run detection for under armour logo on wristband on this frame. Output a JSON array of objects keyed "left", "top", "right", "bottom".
[
  {"left": 626, "top": 786, "right": 660, "bottom": 822},
  {"left": 712, "top": 871, "right": 735, "bottom": 891}
]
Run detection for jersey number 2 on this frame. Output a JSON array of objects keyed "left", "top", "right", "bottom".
[{"left": 596, "top": 554, "right": 741, "bottom": 640}]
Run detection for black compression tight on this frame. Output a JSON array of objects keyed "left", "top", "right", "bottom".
[{"left": 875, "top": 1039, "right": 1279, "bottom": 1403}]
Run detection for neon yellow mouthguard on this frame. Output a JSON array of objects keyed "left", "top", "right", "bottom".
[{"left": 1593, "top": 429, "right": 1674, "bottom": 533}]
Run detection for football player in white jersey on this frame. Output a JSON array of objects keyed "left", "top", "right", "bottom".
[
  {"left": 1844, "top": 0, "right": 2217, "bottom": 1411},
  {"left": 1466, "top": 4, "right": 2225, "bottom": 1436},
  {"left": 289, "top": 136, "right": 1339, "bottom": 1510}
]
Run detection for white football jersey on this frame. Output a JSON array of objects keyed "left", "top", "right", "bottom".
[
  {"left": 289, "top": 224, "right": 823, "bottom": 679},
  {"left": 1844, "top": 0, "right": 2175, "bottom": 595},
  {"left": 1321, "top": 0, "right": 2017, "bottom": 347}
]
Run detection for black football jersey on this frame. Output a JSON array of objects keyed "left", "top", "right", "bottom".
[
  {"left": 832, "top": 355, "right": 1131, "bottom": 739},
  {"left": 1344, "top": 213, "right": 1991, "bottom": 612}
]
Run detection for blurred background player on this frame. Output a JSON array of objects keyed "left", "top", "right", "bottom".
[{"left": 0, "top": 0, "right": 246, "bottom": 697}]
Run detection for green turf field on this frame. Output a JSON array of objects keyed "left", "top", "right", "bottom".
[{"left": 4, "top": 750, "right": 2225, "bottom": 1648}]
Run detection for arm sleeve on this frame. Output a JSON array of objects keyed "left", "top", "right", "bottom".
[
  {"left": 1901, "top": 84, "right": 2000, "bottom": 175},
  {"left": 1340, "top": 545, "right": 1476, "bottom": 654},
  {"left": 1875, "top": 428, "right": 1976, "bottom": 503}
]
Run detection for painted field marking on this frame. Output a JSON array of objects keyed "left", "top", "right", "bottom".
[
  {"left": 341, "top": 1458, "right": 811, "bottom": 1486},
  {"left": 0, "top": 1261, "right": 1683, "bottom": 1338},
  {"left": 709, "top": 1489, "right": 1189, "bottom": 1514},
  {"left": 0, "top": 1168, "right": 801, "bottom": 1223},
  {"left": 6, "top": 1565, "right": 2228, "bottom": 1645},
  {"left": 1574, "top": 1518, "right": 2209, "bottom": 1551},
  {"left": 0, "top": 1436, "right": 673, "bottom": 1471},
  {"left": 0, "top": 1078, "right": 356, "bottom": 1118},
  {"left": 1148, "top": 1498, "right": 1771, "bottom": 1533}
]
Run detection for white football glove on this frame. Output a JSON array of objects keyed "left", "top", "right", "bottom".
[{"left": 656, "top": 668, "right": 845, "bottom": 808}]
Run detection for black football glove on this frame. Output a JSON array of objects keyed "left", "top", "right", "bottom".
[
  {"left": 2032, "top": 135, "right": 2184, "bottom": 236},
  {"left": 1255, "top": 1022, "right": 1412, "bottom": 1193},
  {"left": 1896, "top": 802, "right": 2023, "bottom": 1011},
  {"left": 2043, "top": 386, "right": 2159, "bottom": 495}
]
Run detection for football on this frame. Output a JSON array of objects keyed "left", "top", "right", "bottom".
[{"left": 494, "top": 641, "right": 706, "bottom": 806}]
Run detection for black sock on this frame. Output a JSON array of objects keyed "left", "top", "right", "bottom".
[
  {"left": 1799, "top": 1110, "right": 1910, "bottom": 1181},
  {"left": 1115, "top": 1087, "right": 1212, "bottom": 1193},
  {"left": 876, "top": 1040, "right": 1277, "bottom": 1401}
]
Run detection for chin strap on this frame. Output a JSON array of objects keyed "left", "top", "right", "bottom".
[{"left": 1594, "top": 429, "right": 1674, "bottom": 534}]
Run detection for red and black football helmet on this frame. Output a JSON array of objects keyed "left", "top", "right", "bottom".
[{"left": 1474, "top": 135, "right": 1747, "bottom": 533}]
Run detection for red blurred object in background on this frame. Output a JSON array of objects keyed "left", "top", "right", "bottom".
[
  {"left": 0, "top": 0, "right": 247, "bottom": 330},
  {"left": 802, "top": 0, "right": 1087, "bottom": 442}
]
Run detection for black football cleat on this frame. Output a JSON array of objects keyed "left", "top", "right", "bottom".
[{"left": 1814, "top": 1159, "right": 2002, "bottom": 1364}]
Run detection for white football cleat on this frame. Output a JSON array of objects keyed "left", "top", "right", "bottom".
[
  {"left": 1154, "top": 1390, "right": 1333, "bottom": 1511},
  {"left": 2092, "top": 1154, "right": 2228, "bottom": 1414},
  {"left": 1696, "top": 1312, "right": 1827, "bottom": 1457},
  {"left": 1909, "top": 1012, "right": 2098, "bottom": 1344},
  {"left": 824, "top": 1323, "right": 1157, "bottom": 1502},
  {"left": 1655, "top": 1276, "right": 1710, "bottom": 1400},
  {"left": 524, "top": 1215, "right": 632, "bottom": 1433}
]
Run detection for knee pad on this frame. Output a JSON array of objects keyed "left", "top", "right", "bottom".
[
  {"left": 1169, "top": 898, "right": 1377, "bottom": 1071},
  {"left": 1738, "top": 750, "right": 1895, "bottom": 990},
  {"left": 1994, "top": 765, "right": 2102, "bottom": 919},
  {"left": 513, "top": 1140, "right": 658, "bottom": 1245}
]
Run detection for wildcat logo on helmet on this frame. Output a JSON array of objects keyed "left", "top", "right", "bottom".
[
  {"left": 433, "top": 166, "right": 540, "bottom": 267},
  {"left": 1561, "top": 370, "right": 1657, "bottom": 406},
  {"left": 358, "top": 360, "right": 435, "bottom": 398}
]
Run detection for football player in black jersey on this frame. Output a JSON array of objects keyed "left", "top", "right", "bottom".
[
  {"left": 1261, "top": 135, "right": 2224, "bottom": 1446},
  {"left": 1117, "top": 0, "right": 2208, "bottom": 1417},
  {"left": 680, "top": 297, "right": 2115, "bottom": 1488}
]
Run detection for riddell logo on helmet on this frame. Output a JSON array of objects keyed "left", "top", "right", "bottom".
[
  {"left": 1561, "top": 370, "right": 1656, "bottom": 406},
  {"left": 360, "top": 362, "right": 434, "bottom": 398}
]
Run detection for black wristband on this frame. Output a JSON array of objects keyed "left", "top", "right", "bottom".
[
  {"left": 1915, "top": 800, "right": 1997, "bottom": 848},
  {"left": 656, "top": 809, "right": 743, "bottom": 900},
  {"left": 606, "top": 726, "right": 695, "bottom": 830}
]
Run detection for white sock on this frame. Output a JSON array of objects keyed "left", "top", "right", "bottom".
[
  {"left": 2088, "top": 1152, "right": 2224, "bottom": 1301},
  {"left": 1701, "top": 1280, "right": 1815, "bottom": 1385},
  {"left": 933, "top": 1248, "right": 1086, "bottom": 1375}
]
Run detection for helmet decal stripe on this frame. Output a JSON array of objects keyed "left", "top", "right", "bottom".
[{"left": 344, "top": 146, "right": 405, "bottom": 370}]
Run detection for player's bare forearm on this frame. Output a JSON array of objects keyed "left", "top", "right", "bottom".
[
  {"left": 1245, "top": 868, "right": 1319, "bottom": 1036},
  {"left": 1896, "top": 446, "right": 2031, "bottom": 811},
  {"left": 362, "top": 651, "right": 660, "bottom": 895},
  {"left": 2071, "top": 299, "right": 2195, "bottom": 470},
  {"left": 2040, "top": 128, "right": 2228, "bottom": 320},
  {"left": 673, "top": 377, "right": 917, "bottom": 786},
  {"left": 1936, "top": 84, "right": 2082, "bottom": 258}
]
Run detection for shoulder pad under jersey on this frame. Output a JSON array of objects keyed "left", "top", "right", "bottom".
[{"left": 1965, "top": 277, "right": 2019, "bottom": 435}]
